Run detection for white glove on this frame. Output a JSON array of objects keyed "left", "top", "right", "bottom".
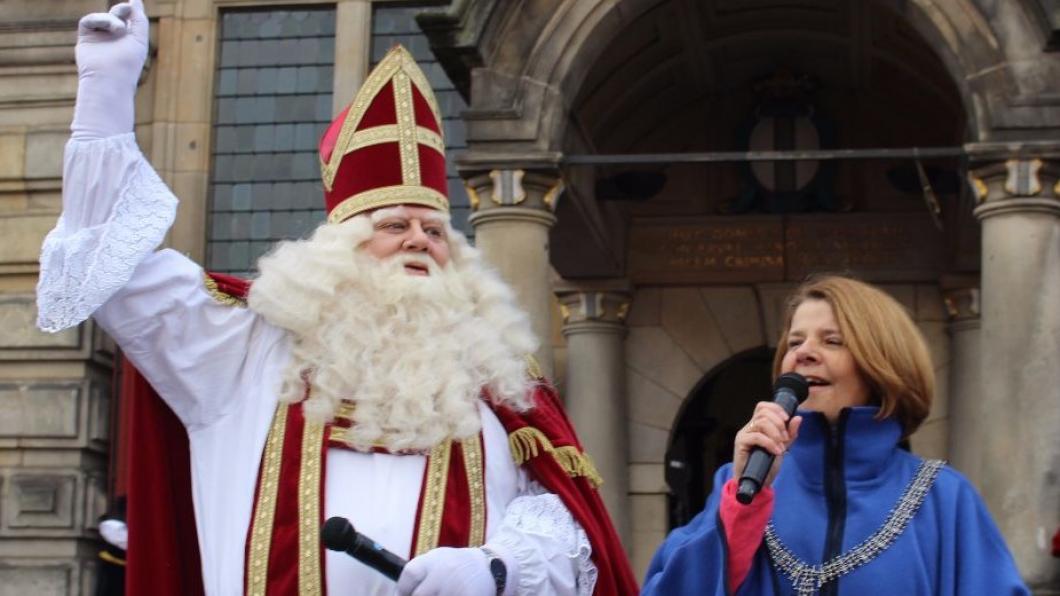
[
  {"left": 71, "top": 0, "right": 149, "bottom": 139},
  {"left": 397, "top": 547, "right": 509, "bottom": 596},
  {"left": 99, "top": 519, "right": 128, "bottom": 550}
]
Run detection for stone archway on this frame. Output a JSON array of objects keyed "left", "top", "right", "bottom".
[
  {"left": 624, "top": 284, "right": 771, "bottom": 575},
  {"left": 665, "top": 346, "right": 773, "bottom": 529}
]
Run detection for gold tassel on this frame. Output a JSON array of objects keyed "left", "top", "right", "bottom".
[
  {"left": 554, "top": 446, "right": 604, "bottom": 488},
  {"left": 508, "top": 427, "right": 604, "bottom": 488},
  {"left": 508, "top": 427, "right": 548, "bottom": 464}
]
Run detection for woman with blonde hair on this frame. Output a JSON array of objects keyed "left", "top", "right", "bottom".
[{"left": 643, "top": 275, "right": 1028, "bottom": 595}]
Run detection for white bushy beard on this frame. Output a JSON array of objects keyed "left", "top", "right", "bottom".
[{"left": 247, "top": 215, "right": 537, "bottom": 452}]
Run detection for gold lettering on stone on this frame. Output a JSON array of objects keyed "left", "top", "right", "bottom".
[
  {"left": 631, "top": 214, "right": 942, "bottom": 284},
  {"left": 784, "top": 215, "right": 940, "bottom": 280},
  {"left": 630, "top": 218, "right": 784, "bottom": 283}
]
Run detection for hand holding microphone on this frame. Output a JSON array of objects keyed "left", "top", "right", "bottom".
[
  {"left": 321, "top": 516, "right": 406, "bottom": 581},
  {"left": 323, "top": 516, "right": 506, "bottom": 595},
  {"left": 734, "top": 372, "right": 809, "bottom": 504}
]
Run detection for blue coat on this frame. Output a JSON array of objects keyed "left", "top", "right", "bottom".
[{"left": 642, "top": 407, "right": 1028, "bottom": 595}]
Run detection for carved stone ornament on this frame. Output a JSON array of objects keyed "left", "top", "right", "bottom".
[
  {"left": 557, "top": 291, "right": 631, "bottom": 326},
  {"left": 489, "top": 169, "right": 526, "bottom": 206},
  {"left": 1004, "top": 159, "right": 1043, "bottom": 197},
  {"left": 942, "top": 287, "right": 980, "bottom": 321}
]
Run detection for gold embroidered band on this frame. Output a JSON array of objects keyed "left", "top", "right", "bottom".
[
  {"left": 414, "top": 440, "right": 453, "bottom": 556},
  {"left": 393, "top": 71, "right": 420, "bottom": 187},
  {"left": 326, "top": 185, "right": 448, "bottom": 224},
  {"left": 341, "top": 125, "right": 445, "bottom": 156},
  {"left": 297, "top": 418, "right": 325, "bottom": 595},
  {"left": 463, "top": 436, "right": 486, "bottom": 547},
  {"left": 246, "top": 404, "right": 288, "bottom": 596}
]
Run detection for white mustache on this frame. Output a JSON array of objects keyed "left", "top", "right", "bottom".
[{"left": 395, "top": 253, "right": 440, "bottom": 274}]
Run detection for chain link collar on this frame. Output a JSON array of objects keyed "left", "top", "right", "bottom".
[{"left": 765, "top": 459, "right": 945, "bottom": 595}]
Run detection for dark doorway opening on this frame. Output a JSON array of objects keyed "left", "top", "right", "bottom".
[{"left": 665, "top": 346, "right": 774, "bottom": 529}]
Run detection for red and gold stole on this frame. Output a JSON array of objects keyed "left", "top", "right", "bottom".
[{"left": 242, "top": 401, "right": 487, "bottom": 596}]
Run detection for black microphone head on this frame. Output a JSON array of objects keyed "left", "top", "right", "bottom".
[
  {"left": 321, "top": 516, "right": 354, "bottom": 551},
  {"left": 735, "top": 478, "right": 759, "bottom": 505},
  {"left": 775, "top": 372, "right": 809, "bottom": 402}
]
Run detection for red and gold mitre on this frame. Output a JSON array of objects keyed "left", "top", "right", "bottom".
[{"left": 319, "top": 45, "right": 448, "bottom": 223}]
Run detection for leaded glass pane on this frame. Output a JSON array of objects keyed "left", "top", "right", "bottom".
[
  {"left": 232, "top": 183, "right": 252, "bottom": 211},
  {"left": 207, "top": 6, "right": 334, "bottom": 276},
  {"left": 274, "top": 123, "right": 294, "bottom": 151}
]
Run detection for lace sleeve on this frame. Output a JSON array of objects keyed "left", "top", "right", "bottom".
[
  {"left": 36, "top": 134, "right": 177, "bottom": 332},
  {"left": 486, "top": 481, "right": 597, "bottom": 596}
]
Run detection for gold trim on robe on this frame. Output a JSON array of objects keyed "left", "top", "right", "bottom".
[
  {"left": 246, "top": 403, "right": 491, "bottom": 592},
  {"left": 298, "top": 419, "right": 325, "bottom": 595},
  {"left": 414, "top": 440, "right": 453, "bottom": 556},
  {"left": 203, "top": 274, "right": 247, "bottom": 307},
  {"left": 463, "top": 436, "right": 486, "bottom": 547},
  {"left": 246, "top": 404, "right": 288, "bottom": 596}
]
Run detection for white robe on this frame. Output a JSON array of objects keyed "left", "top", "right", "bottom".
[{"left": 37, "top": 134, "right": 596, "bottom": 596}]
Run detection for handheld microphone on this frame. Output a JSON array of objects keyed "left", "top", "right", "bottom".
[
  {"left": 736, "top": 372, "right": 809, "bottom": 505},
  {"left": 321, "top": 516, "right": 407, "bottom": 581}
]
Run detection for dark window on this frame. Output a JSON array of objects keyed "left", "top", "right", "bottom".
[{"left": 207, "top": 7, "right": 335, "bottom": 275}]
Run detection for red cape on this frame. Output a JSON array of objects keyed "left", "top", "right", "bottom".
[{"left": 118, "top": 274, "right": 638, "bottom": 595}]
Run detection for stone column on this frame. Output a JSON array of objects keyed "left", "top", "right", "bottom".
[
  {"left": 970, "top": 157, "right": 1060, "bottom": 588},
  {"left": 466, "top": 169, "right": 562, "bottom": 380},
  {"left": 556, "top": 286, "right": 631, "bottom": 549},
  {"left": 332, "top": 0, "right": 372, "bottom": 114},
  {"left": 941, "top": 284, "right": 981, "bottom": 484}
]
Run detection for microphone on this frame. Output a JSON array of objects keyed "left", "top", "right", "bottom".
[
  {"left": 736, "top": 372, "right": 809, "bottom": 505},
  {"left": 321, "top": 516, "right": 407, "bottom": 581}
]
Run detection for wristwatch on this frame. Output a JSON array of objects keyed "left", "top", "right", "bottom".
[{"left": 480, "top": 546, "right": 507, "bottom": 596}]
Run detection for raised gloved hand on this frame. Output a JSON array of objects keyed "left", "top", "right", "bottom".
[
  {"left": 396, "top": 547, "right": 508, "bottom": 596},
  {"left": 71, "top": 0, "right": 149, "bottom": 139}
]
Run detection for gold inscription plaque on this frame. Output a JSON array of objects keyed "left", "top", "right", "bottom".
[
  {"left": 630, "top": 217, "right": 785, "bottom": 283},
  {"left": 784, "top": 214, "right": 941, "bottom": 281},
  {"left": 629, "top": 214, "right": 941, "bottom": 284}
]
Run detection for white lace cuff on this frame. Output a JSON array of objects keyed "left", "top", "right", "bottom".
[
  {"left": 36, "top": 134, "right": 178, "bottom": 332},
  {"left": 488, "top": 491, "right": 597, "bottom": 596}
]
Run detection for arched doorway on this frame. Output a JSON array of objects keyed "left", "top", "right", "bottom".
[{"left": 665, "top": 346, "right": 773, "bottom": 529}]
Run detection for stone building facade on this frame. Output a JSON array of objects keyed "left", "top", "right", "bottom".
[{"left": 1, "top": 0, "right": 1058, "bottom": 593}]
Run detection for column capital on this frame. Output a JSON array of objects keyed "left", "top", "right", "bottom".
[
  {"left": 940, "top": 275, "right": 980, "bottom": 325},
  {"left": 941, "top": 287, "right": 980, "bottom": 329},
  {"left": 462, "top": 168, "right": 564, "bottom": 215},
  {"left": 556, "top": 284, "right": 632, "bottom": 335},
  {"left": 968, "top": 158, "right": 1060, "bottom": 220},
  {"left": 467, "top": 205, "right": 557, "bottom": 230}
]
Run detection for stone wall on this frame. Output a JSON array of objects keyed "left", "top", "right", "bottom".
[
  {"left": 0, "top": 311, "right": 114, "bottom": 595},
  {"left": 0, "top": 1, "right": 117, "bottom": 592}
]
